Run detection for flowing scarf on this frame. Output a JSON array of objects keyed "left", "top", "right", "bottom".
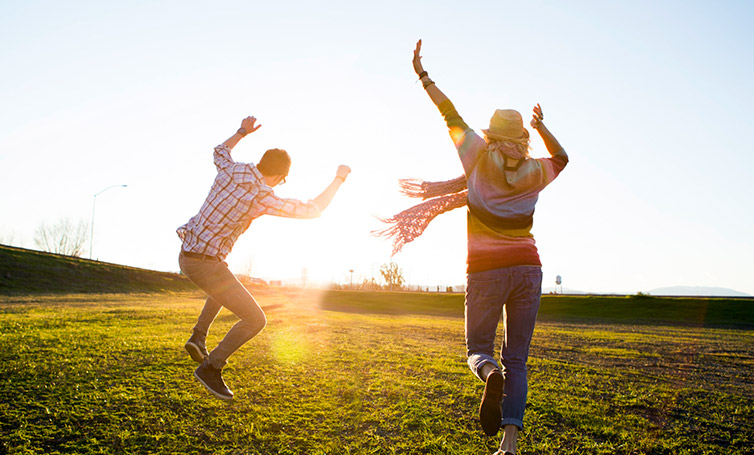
[{"left": 375, "top": 140, "right": 528, "bottom": 255}]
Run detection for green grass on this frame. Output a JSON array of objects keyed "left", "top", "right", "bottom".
[
  {"left": 1, "top": 290, "right": 753, "bottom": 454},
  {"left": 0, "top": 244, "right": 194, "bottom": 295},
  {"left": 323, "top": 290, "right": 754, "bottom": 329}
]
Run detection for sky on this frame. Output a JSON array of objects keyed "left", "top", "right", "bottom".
[{"left": 1, "top": 0, "right": 753, "bottom": 295}]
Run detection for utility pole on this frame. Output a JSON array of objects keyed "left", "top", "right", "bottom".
[{"left": 89, "top": 184, "right": 127, "bottom": 260}]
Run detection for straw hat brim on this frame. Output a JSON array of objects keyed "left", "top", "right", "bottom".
[{"left": 482, "top": 129, "right": 527, "bottom": 143}]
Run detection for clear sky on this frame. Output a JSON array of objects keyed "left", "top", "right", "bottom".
[{"left": 1, "top": 0, "right": 753, "bottom": 295}]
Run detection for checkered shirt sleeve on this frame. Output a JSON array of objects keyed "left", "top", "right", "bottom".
[
  {"left": 256, "top": 192, "right": 321, "bottom": 219},
  {"left": 214, "top": 145, "right": 258, "bottom": 185}
]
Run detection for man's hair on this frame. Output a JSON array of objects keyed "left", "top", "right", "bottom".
[{"left": 257, "top": 148, "right": 291, "bottom": 177}]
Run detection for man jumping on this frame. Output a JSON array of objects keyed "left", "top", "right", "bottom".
[{"left": 177, "top": 115, "right": 351, "bottom": 400}]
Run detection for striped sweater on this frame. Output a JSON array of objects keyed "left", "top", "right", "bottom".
[{"left": 438, "top": 100, "right": 568, "bottom": 273}]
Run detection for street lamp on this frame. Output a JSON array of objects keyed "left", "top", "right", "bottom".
[{"left": 89, "top": 184, "right": 127, "bottom": 260}]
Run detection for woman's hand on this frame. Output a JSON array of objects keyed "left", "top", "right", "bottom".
[
  {"left": 530, "top": 104, "right": 544, "bottom": 129},
  {"left": 412, "top": 39, "right": 449, "bottom": 107},
  {"left": 413, "top": 39, "right": 425, "bottom": 76},
  {"left": 530, "top": 104, "right": 565, "bottom": 156}
]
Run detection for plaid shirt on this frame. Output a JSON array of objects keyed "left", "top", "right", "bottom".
[{"left": 177, "top": 145, "right": 321, "bottom": 260}]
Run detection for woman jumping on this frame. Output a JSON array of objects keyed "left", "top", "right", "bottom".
[{"left": 379, "top": 40, "right": 568, "bottom": 454}]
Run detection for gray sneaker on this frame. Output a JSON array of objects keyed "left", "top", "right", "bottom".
[
  {"left": 194, "top": 359, "right": 234, "bottom": 400},
  {"left": 184, "top": 334, "right": 209, "bottom": 363},
  {"left": 479, "top": 369, "right": 504, "bottom": 436}
]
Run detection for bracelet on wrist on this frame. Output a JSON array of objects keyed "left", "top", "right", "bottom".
[
  {"left": 237, "top": 127, "right": 248, "bottom": 137},
  {"left": 418, "top": 71, "right": 428, "bottom": 79},
  {"left": 422, "top": 79, "right": 435, "bottom": 89},
  {"left": 335, "top": 176, "right": 346, "bottom": 183}
]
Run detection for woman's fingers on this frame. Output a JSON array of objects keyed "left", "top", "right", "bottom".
[{"left": 533, "top": 104, "right": 543, "bottom": 121}]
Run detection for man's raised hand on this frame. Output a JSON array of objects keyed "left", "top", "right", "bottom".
[
  {"left": 240, "top": 116, "right": 262, "bottom": 134},
  {"left": 336, "top": 165, "right": 352, "bottom": 181}
]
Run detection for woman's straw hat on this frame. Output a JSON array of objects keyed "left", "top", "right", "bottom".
[{"left": 482, "top": 109, "right": 527, "bottom": 142}]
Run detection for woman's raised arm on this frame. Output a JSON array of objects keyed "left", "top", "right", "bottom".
[{"left": 413, "top": 40, "right": 450, "bottom": 107}]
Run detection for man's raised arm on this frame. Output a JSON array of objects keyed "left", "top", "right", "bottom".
[
  {"left": 221, "top": 116, "right": 262, "bottom": 150},
  {"left": 313, "top": 165, "right": 352, "bottom": 212}
]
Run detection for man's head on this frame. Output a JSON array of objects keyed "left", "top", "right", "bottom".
[{"left": 257, "top": 148, "right": 291, "bottom": 187}]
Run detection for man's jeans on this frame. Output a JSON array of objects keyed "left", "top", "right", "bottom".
[
  {"left": 465, "top": 265, "right": 543, "bottom": 430},
  {"left": 179, "top": 252, "right": 267, "bottom": 369}
]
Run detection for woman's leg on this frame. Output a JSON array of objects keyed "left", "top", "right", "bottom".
[
  {"left": 499, "top": 266, "right": 542, "bottom": 430},
  {"left": 465, "top": 271, "right": 507, "bottom": 379},
  {"left": 466, "top": 269, "right": 513, "bottom": 436},
  {"left": 498, "top": 424, "right": 519, "bottom": 454}
]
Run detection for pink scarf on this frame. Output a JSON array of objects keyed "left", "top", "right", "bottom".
[
  {"left": 375, "top": 175, "right": 468, "bottom": 255},
  {"left": 375, "top": 141, "right": 528, "bottom": 255}
]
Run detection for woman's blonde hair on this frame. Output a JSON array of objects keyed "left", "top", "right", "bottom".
[{"left": 486, "top": 129, "right": 531, "bottom": 160}]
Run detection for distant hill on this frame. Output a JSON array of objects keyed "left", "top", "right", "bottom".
[
  {"left": 649, "top": 286, "right": 750, "bottom": 297},
  {"left": 0, "top": 244, "right": 194, "bottom": 295},
  {"left": 542, "top": 286, "right": 588, "bottom": 295}
]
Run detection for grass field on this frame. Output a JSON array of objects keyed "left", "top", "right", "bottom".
[{"left": 1, "top": 290, "right": 753, "bottom": 454}]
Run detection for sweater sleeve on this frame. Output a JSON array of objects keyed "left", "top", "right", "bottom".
[
  {"left": 537, "top": 149, "right": 569, "bottom": 186},
  {"left": 506, "top": 149, "right": 569, "bottom": 191},
  {"left": 438, "top": 99, "right": 488, "bottom": 176}
]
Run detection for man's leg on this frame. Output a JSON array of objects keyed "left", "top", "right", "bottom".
[
  {"left": 195, "top": 267, "right": 266, "bottom": 400},
  {"left": 185, "top": 296, "right": 222, "bottom": 362},
  {"left": 204, "top": 281, "right": 266, "bottom": 370},
  {"left": 179, "top": 253, "right": 266, "bottom": 399}
]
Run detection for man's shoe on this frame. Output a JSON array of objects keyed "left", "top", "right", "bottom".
[
  {"left": 185, "top": 334, "right": 209, "bottom": 363},
  {"left": 479, "top": 369, "right": 504, "bottom": 436},
  {"left": 194, "top": 359, "right": 234, "bottom": 400}
]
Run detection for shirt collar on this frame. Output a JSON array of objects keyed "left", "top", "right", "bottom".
[{"left": 250, "top": 164, "right": 272, "bottom": 190}]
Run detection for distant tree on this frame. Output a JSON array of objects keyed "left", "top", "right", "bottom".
[
  {"left": 236, "top": 257, "right": 254, "bottom": 283},
  {"left": 360, "top": 277, "right": 381, "bottom": 291},
  {"left": 380, "top": 261, "right": 405, "bottom": 291},
  {"left": 34, "top": 218, "right": 88, "bottom": 257}
]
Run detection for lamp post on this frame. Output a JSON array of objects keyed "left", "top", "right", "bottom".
[{"left": 89, "top": 184, "right": 127, "bottom": 260}]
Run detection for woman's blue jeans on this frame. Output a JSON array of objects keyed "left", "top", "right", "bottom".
[{"left": 465, "top": 265, "right": 543, "bottom": 430}]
